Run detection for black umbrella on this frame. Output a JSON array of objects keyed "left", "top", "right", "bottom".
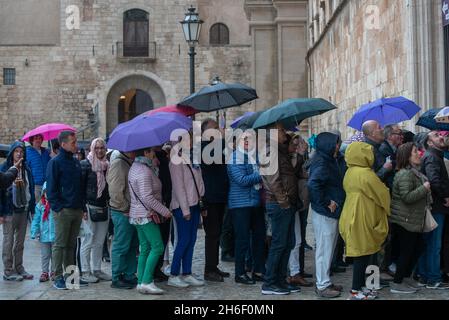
[
  {"left": 416, "top": 108, "right": 449, "bottom": 131},
  {"left": 178, "top": 80, "right": 258, "bottom": 112}
]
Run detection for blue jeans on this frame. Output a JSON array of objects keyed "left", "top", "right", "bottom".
[
  {"left": 417, "top": 213, "right": 445, "bottom": 283},
  {"left": 264, "top": 203, "right": 296, "bottom": 287},
  {"left": 231, "top": 207, "right": 266, "bottom": 276},
  {"left": 171, "top": 205, "right": 200, "bottom": 276}
]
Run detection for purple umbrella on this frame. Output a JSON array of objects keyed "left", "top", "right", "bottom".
[
  {"left": 107, "top": 112, "right": 192, "bottom": 152},
  {"left": 230, "top": 112, "right": 256, "bottom": 129},
  {"left": 348, "top": 96, "right": 421, "bottom": 131}
]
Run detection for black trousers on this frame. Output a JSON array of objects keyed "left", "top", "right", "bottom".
[
  {"left": 442, "top": 217, "right": 449, "bottom": 274},
  {"left": 393, "top": 223, "right": 424, "bottom": 283},
  {"left": 298, "top": 209, "right": 308, "bottom": 273},
  {"left": 203, "top": 203, "right": 226, "bottom": 272},
  {"left": 352, "top": 254, "right": 376, "bottom": 291},
  {"left": 220, "top": 206, "right": 234, "bottom": 258},
  {"left": 156, "top": 218, "right": 172, "bottom": 272}
]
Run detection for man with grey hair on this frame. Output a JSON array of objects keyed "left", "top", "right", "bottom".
[
  {"left": 380, "top": 124, "right": 403, "bottom": 189},
  {"left": 46, "top": 131, "right": 86, "bottom": 290},
  {"left": 362, "top": 120, "right": 393, "bottom": 185}
]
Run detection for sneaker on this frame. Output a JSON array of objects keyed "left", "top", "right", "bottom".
[
  {"left": 18, "top": 271, "right": 34, "bottom": 280},
  {"left": 373, "top": 279, "right": 390, "bottom": 290},
  {"left": 417, "top": 279, "right": 427, "bottom": 287},
  {"left": 168, "top": 276, "right": 190, "bottom": 288},
  {"left": 53, "top": 278, "right": 68, "bottom": 290},
  {"left": 93, "top": 270, "right": 112, "bottom": 282},
  {"left": 380, "top": 272, "right": 394, "bottom": 282},
  {"left": 261, "top": 284, "right": 290, "bottom": 295},
  {"left": 315, "top": 286, "right": 341, "bottom": 299},
  {"left": 390, "top": 282, "right": 418, "bottom": 294},
  {"left": 3, "top": 273, "right": 23, "bottom": 281},
  {"left": 426, "top": 282, "right": 449, "bottom": 290},
  {"left": 140, "top": 282, "right": 164, "bottom": 295},
  {"left": 403, "top": 278, "right": 421, "bottom": 290},
  {"left": 162, "top": 264, "right": 171, "bottom": 276},
  {"left": 349, "top": 290, "right": 376, "bottom": 300},
  {"left": 39, "top": 272, "right": 50, "bottom": 283},
  {"left": 182, "top": 275, "right": 204, "bottom": 287},
  {"left": 81, "top": 272, "right": 99, "bottom": 283},
  {"left": 122, "top": 276, "right": 138, "bottom": 286},
  {"left": 280, "top": 282, "right": 301, "bottom": 293}
]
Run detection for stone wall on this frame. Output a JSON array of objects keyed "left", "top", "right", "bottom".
[
  {"left": 308, "top": 0, "right": 446, "bottom": 139},
  {"left": 0, "top": 0, "right": 252, "bottom": 143}
]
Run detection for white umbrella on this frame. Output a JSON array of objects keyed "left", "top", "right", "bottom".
[{"left": 435, "top": 107, "right": 449, "bottom": 124}]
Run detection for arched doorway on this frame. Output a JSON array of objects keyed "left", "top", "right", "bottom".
[
  {"left": 117, "top": 89, "right": 153, "bottom": 123},
  {"left": 105, "top": 74, "right": 166, "bottom": 136}
]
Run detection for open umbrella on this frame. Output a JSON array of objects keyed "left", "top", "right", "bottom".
[
  {"left": 348, "top": 96, "right": 421, "bottom": 131},
  {"left": 22, "top": 123, "right": 76, "bottom": 142},
  {"left": 417, "top": 108, "right": 449, "bottom": 131},
  {"left": 230, "top": 112, "right": 256, "bottom": 129},
  {"left": 107, "top": 112, "right": 192, "bottom": 152},
  {"left": 145, "top": 104, "right": 198, "bottom": 117},
  {"left": 235, "top": 111, "right": 264, "bottom": 130},
  {"left": 178, "top": 81, "right": 258, "bottom": 112},
  {"left": 252, "top": 98, "right": 336, "bottom": 129},
  {"left": 435, "top": 107, "right": 449, "bottom": 124}
]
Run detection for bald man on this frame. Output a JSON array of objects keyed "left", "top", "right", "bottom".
[{"left": 362, "top": 120, "right": 393, "bottom": 185}]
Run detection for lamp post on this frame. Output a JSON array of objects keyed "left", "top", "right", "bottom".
[{"left": 180, "top": 6, "right": 203, "bottom": 95}]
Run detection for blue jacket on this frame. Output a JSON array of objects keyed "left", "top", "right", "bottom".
[
  {"left": 46, "top": 148, "right": 83, "bottom": 213},
  {"left": 30, "top": 183, "right": 55, "bottom": 243},
  {"left": 26, "top": 146, "right": 51, "bottom": 186},
  {"left": 0, "top": 141, "right": 35, "bottom": 217},
  {"left": 227, "top": 150, "right": 262, "bottom": 209},
  {"left": 308, "top": 133, "right": 347, "bottom": 219}
]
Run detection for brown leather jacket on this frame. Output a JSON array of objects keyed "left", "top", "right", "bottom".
[{"left": 261, "top": 143, "right": 298, "bottom": 208}]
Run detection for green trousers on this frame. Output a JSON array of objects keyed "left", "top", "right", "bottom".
[{"left": 136, "top": 222, "right": 164, "bottom": 284}]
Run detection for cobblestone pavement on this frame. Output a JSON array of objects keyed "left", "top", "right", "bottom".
[{"left": 1, "top": 220, "right": 449, "bottom": 301}]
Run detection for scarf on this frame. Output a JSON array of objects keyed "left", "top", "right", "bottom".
[
  {"left": 135, "top": 156, "right": 159, "bottom": 177},
  {"left": 87, "top": 138, "right": 109, "bottom": 199},
  {"left": 41, "top": 195, "right": 50, "bottom": 221}
]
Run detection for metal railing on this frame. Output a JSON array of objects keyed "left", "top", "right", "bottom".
[{"left": 116, "top": 41, "right": 156, "bottom": 59}]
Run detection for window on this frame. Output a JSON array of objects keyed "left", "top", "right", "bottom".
[
  {"left": 3, "top": 68, "right": 15, "bottom": 85},
  {"left": 123, "top": 9, "right": 149, "bottom": 57},
  {"left": 209, "top": 23, "right": 229, "bottom": 45}
]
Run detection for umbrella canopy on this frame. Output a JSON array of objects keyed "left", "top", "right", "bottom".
[
  {"left": 344, "top": 132, "right": 365, "bottom": 144},
  {"left": 435, "top": 107, "right": 449, "bottom": 124},
  {"left": 178, "top": 81, "right": 258, "bottom": 112},
  {"left": 22, "top": 123, "right": 76, "bottom": 142},
  {"left": 107, "top": 112, "right": 192, "bottom": 152},
  {"left": 252, "top": 98, "right": 336, "bottom": 129},
  {"left": 145, "top": 104, "right": 198, "bottom": 117},
  {"left": 417, "top": 108, "right": 449, "bottom": 131},
  {"left": 348, "top": 96, "right": 421, "bottom": 131},
  {"left": 235, "top": 111, "right": 264, "bottom": 130},
  {"left": 230, "top": 112, "right": 256, "bottom": 129}
]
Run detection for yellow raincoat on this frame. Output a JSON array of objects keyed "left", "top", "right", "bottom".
[{"left": 339, "top": 142, "right": 390, "bottom": 257}]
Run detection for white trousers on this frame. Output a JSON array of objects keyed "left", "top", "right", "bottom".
[{"left": 288, "top": 211, "right": 302, "bottom": 276}]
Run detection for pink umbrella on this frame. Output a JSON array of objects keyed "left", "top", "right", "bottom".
[
  {"left": 22, "top": 123, "right": 76, "bottom": 142},
  {"left": 145, "top": 105, "right": 198, "bottom": 117}
]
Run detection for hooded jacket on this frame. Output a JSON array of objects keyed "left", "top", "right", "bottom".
[
  {"left": 30, "top": 182, "right": 55, "bottom": 243},
  {"left": 0, "top": 141, "right": 35, "bottom": 216},
  {"left": 46, "top": 147, "right": 83, "bottom": 213},
  {"left": 339, "top": 142, "right": 390, "bottom": 257},
  {"left": 308, "top": 133, "right": 347, "bottom": 219},
  {"left": 26, "top": 145, "right": 51, "bottom": 186}
]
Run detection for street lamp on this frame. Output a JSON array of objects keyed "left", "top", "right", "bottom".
[{"left": 180, "top": 6, "right": 203, "bottom": 95}]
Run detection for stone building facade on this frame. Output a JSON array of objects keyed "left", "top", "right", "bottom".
[{"left": 307, "top": 0, "right": 448, "bottom": 138}]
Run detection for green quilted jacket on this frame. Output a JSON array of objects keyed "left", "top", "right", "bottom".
[{"left": 390, "top": 168, "right": 431, "bottom": 233}]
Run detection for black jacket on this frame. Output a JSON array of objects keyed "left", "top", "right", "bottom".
[
  {"left": 379, "top": 140, "right": 397, "bottom": 190},
  {"left": 80, "top": 159, "right": 109, "bottom": 210},
  {"left": 365, "top": 138, "right": 392, "bottom": 186},
  {"left": 156, "top": 151, "right": 172, "bottom": 207},
  {"left": 201, "top": 140, "right": 229, "bottom": 204},
  {"left": 421, "top": 147, "right": 449, "bottom": 214},
  {"left": 0, "top": 167, "right": 18, "bottom": 189}
]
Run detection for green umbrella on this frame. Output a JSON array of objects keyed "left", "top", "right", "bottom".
[{"left": 252, "top": 98, "right": 337, "bottom": 129}]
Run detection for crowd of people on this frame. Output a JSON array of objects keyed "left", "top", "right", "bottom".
[{"left": 0, "top": 117, "right": 449, "bottom": 300}]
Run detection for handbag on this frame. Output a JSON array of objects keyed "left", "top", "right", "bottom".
[
  {"left": 88, "top": 205, "right": 109, "bottom": 222},
  {"left": 423, "top": 207, "right": 438, "bottom": 233},
  {"left": 129, "top": 183, "right": 163, "bottom": 224},
  {"left": 186, "top": 164, "right": 207, "bottom": 216}
]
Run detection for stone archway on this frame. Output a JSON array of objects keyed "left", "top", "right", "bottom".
[{"left": 105, "top": 74, "right": 166, "bottom": 136}]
